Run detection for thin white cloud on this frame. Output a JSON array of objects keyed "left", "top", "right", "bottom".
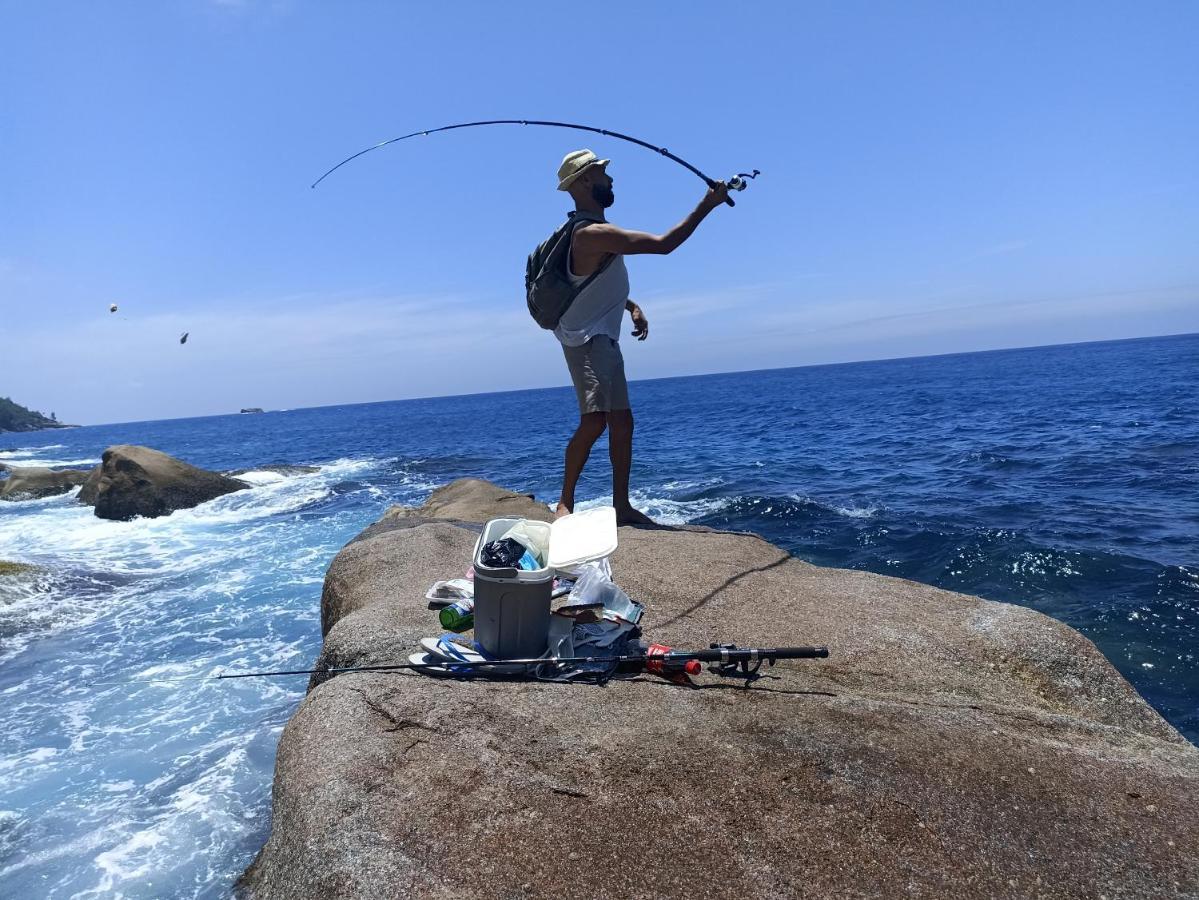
[
  {"left": 6, "top": 281, "right": 1197, "bottom": 425},
  {"left": 5, "top": 290, "right": 560, "bottom": 423}
]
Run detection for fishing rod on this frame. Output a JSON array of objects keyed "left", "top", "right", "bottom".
[
  {"left": 97, "top": 644, "right": 828, "bottom": 688},
  {"left": 216, "top": 643, "right": 828, "bottom": 684},
  {"left": 310, "top": 118, "right": 760, "bottom": 204}
]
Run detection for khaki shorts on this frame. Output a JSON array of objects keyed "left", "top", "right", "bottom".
[{"left": 562, "top": 336, "right": 630, "bottom": 415}]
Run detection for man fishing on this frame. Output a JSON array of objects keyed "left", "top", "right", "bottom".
[{"left": 552, "top": 149, "right": 730, "bottom": 524}]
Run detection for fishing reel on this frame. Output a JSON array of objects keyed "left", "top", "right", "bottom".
[
  {"left": 708, "top": 643, "right": 771, "bottom": 681},
  {"left": 727, "top": 170, "right": 760, "bottom": 192},
  {"left": 712, "top": 170, "right": 760, "bottom": 206}
]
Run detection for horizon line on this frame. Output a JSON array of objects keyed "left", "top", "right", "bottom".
[{"left": 12, "top": 329, "right": 1198, "bottom": 432}]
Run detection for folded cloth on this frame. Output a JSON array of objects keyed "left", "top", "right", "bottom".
[{"left": 573, "top": 619, "right": 635, "bottom": 650}]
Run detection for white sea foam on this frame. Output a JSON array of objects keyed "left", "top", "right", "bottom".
[
  {"left": 791, "top": 494, "right": 881, "bottom": 520},
  {"left": 0, "top": 747, "right": 58, "bottom": 779},
  {"left": 0, "top": 456, "right": 99, "bottom": 468},
  {"left": 0, "top": 455, "right": 387, "bottom": 666},
  {"left": 660, "top": 476, "right": 725, "bottom": 491},
  {"left": 0, "top": 444, "right": 66, "bottom": 457},
  {"left": 576, "top": 491, "right": 733, "bottom": 526},
  {"left": 231, "top": 470, "right": 289, "bottom": 486},
  {"left": 0, "top": 824, "right": 113, "bottom": 880},
  {"left": 0, "top": 451, "right": 414, "bottom": 896},
  {"left": 831, "top": 503, "right": 880, "bottom": 519}
]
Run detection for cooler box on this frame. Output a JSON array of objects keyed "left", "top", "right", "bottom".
[{"left": 472, "top": 507, "right": 617, "bottom": 658}]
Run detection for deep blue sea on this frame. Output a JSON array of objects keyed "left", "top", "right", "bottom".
[{"left": 1, "top": 333, "right": 1196, "bottom": 897}]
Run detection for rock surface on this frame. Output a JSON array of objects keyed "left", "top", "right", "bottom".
[
  {"left": 240, "top": 480, "right": 1199, "bottom": 899},
  {"left": 380, "top": 476, "right": 553, "bottom": 525},
  {"left": 79, "top": 445, "right": 247, "bottom": 520},
  {"left": 0, "top": 464, "right": 92, "bottom": 501},
  {"left": 0, "top": 560, "right": 39, "bottom": 577}
]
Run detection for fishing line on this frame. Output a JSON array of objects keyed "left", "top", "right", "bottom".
[{"left": 311, "top": 118, "right": 759, "bottom": 203}]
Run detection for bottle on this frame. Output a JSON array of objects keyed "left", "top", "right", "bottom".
[{"left": 439, "top": 598, "right": 474, "bottom": 632}]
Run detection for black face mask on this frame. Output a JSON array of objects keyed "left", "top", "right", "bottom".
[{"left": 590, "top": 181, "right": 615, "bottom": 208}]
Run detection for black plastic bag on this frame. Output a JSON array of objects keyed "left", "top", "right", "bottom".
[{"left": 480, "top": 537, "right": 526, "bottom": 569}]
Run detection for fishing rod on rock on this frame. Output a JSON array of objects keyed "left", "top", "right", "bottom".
[
  {"left": 220, "top": 643, "right": 827, "bottom": 683},
  {"left": 97, "top": 644, "right": 828, "bottom": 688},
  {"left": 311, "top": 118, "right": 760, "bottom": 204}
]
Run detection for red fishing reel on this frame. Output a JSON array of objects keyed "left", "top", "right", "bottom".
[{"left": 644, "top": 642, "right": 702, "bottom": 685}]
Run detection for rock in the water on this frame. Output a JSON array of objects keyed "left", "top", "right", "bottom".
[
  {"left": 0, "top": 560, "right": 39, "bottom": 576},
  {"left": 0, "top": 465, "right": 92, "bottom": 501},
  {"left": 226, "top": 465, "right": 320, "bottom": 478},
  {"left": 382, "top": 477, "right": 552, "bottom": 524},
  {"left": 79, "top": 445, "right": 248, "bottom": 520},
  {"left": 240, "top": 480, "right": 1199, "bottom": 899}
]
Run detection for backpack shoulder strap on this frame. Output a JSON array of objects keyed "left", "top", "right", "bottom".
[{"left": 564, "top": 212, "right": 616, "bottom": 290}]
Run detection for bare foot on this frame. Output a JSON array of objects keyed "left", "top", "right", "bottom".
[
  {"left": 615, "top": 504, "right": 655, "bottom": 526},
  {"left": 554, "top": 503, "right": 573, "bottom": 521}
]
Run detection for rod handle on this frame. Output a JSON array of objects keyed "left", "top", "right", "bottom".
[{"left": 705, "top": 178, "right": 735, "bottom": 207}]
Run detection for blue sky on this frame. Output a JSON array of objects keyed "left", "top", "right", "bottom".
[{"left": 2, "top": 0, "right": 1196, "bottom": 425}]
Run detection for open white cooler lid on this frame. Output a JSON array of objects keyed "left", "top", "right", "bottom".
[{"left": 547, "top": 506, "right": 618, "bottom": 571}]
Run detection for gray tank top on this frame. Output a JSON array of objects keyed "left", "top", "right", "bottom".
[{"left": 553, "top": 224, "right": 630, "bottom": 348}]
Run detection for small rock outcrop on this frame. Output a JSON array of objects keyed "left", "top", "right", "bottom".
[
  {"left": 79, "top": 445, "right": 248, "bottom": 521},
  {"left": 381, "top": 477, "right": 553, "bottom": 524},
  {"left": 0, "top": 465, "right": 92, "bottom": 501},
  {"left": 240, "top": 480, "right": 1199, "bottom": 899},
  {"left": 0, "top": 560, "right": 39, "bottom": 577}
]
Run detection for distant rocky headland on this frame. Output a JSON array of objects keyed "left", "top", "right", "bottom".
[{"left": 0, "top": 396, "right": 73, "bottom": 433}]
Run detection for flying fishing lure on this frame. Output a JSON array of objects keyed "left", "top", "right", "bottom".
[{"left": 311, "top": 118, "right": 759, "bottom": 204}]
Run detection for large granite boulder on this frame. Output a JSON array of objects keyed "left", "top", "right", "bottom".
[
  {"left": 79, "top": 445, "right": 248, "bottom": 520},
  {"left": 0, "top": 464, "right": 92, "bottom": 501},
  {"left": 240, "top": 480, "right": 1199, "bottom": 899}
]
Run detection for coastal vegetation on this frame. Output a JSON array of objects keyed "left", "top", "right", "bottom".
[{"left": 0, "top": 396, "right": 67, "bottom": 432}]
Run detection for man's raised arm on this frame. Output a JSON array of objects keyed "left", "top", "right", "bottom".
[{"left": 576, "top": 182, "right": 731, "bottom": 256}]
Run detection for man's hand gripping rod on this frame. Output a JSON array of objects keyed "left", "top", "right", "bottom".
[{"left": 713, "top": 170, "right": 761, "bottom": 207}]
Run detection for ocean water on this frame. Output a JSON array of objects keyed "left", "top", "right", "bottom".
[{"left": 1, "top": 332, "right": 1196, "bottom": 897}]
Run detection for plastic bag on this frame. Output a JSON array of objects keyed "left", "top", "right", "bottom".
[
  {"left": 569, "top": 560, "right": 644, "bottom": 625},
  {"left": 425, "top": 578, "right": 474, "bottom": 602},
  {"left": 480, "top": 537, "right": 527, "bottom": 569},
  {"left": 499, "top": 520, "right": 549, "bottom": 567}
]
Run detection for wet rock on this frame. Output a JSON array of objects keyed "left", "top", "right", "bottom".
[
  {"left": 79, "top": 445, "right": 248, "bottom": 521},
  {"left": 0, "top": 465, "right": 92, "bottom": 501},
  {"left": 0, "top": 560, "right": 39, "bottom": 577},
  {"left": 227, "top": 465, "right": 320, "bottom": 478}
]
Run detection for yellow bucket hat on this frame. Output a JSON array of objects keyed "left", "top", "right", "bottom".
[{"left": 557, "top": 148, "right": 609, "bottom": 191}]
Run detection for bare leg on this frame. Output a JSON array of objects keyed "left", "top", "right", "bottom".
[
  {"left": 556, "top": 412, "right": 607, "bottom": 519},
  {"left": 607, "top": 408, "right": 654, "bottom": 525}
]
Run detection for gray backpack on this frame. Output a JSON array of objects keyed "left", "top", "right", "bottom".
[{"left": 525, "top": 212, "right": 614, "bottom": 330}]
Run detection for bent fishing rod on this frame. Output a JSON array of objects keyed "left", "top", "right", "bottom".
[
  {"left": 98, "top": 644, "right": 828, "bottom": 687},
  {"left": 311, "top": 118, "right": 760, "bottom": 205}
]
